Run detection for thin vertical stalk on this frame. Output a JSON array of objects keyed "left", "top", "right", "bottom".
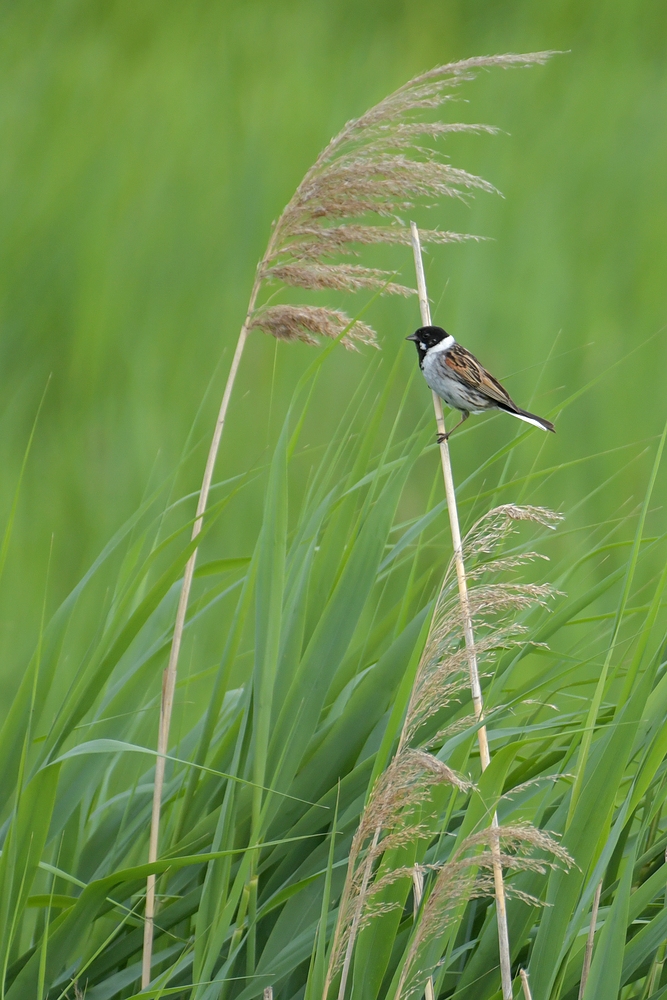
[
  {"left": 412, "top": 870, "right": 435, "bottom": 1000},
  {"left": 519, "top": 968, "right": 533, "bottom": 1000},
  {"left": 410, "top": 222, "right": 513, "bottom": 1000},
  {"left": 335, "top": 826, "right": 381, "bottom": 1000},
  {"left": 578, "top": 880, "right": 602, "bottom": 1000},
  {"left": 141, "top": 272, "right": 263, "bottom": 987}
]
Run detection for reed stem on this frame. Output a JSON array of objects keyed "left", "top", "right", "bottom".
[
  {"left": 519, "top": 968, "right": 533, "bottom": 1000},
  {"left": 578, "top": 880, "right": 602, "bottom": 1000},
  {"left": 412, "top": 869, "right": 436, "bottom": 1000},
  {"left": 141, "top": 275, "right": 262, "bottom": 987},
  {"left": 410, "top": 222, "right": 513, "bottom": 1000},
  {"left": 335, "top": 824, "right": 381, "bottom": 1000}
]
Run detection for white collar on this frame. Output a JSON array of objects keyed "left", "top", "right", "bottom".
[{"left": 426, "top": 334, "right": 455, "bottom": 354}]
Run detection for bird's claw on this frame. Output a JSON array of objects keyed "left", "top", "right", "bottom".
[{"left": 437, "top": 432, "right": 450, "bottom": 444}]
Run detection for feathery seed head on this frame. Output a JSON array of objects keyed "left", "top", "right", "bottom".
[
  {"left": 400, "top": 505, "right": 560, "bottom": 746},
  {"left": 248, "top": 304, "right": 376, "bottom": 350},
  {"left": 249, "top": 53, "right": 556, "bottom": 349},
  {"left": 396, "top": 824, "right": 572, "bottom": 999}
]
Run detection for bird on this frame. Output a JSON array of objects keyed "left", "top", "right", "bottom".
[{"left": 406, "top": 325, "right": 555, "bottom": 441}]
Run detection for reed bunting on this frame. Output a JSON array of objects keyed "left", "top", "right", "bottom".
[{"left": 407, "top": 325, "right": 555, "bottom": 440}]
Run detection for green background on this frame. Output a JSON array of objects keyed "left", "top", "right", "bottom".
[{"left": 0, "top": 0, "right": 665, "bottom": 687}]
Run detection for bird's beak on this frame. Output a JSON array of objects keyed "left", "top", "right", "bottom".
[{"left": 405, "top": 333, "right": 419, "bottom": 342}]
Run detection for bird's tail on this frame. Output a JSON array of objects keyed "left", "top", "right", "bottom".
[{"left": 498, "top": 402, "right": 555, "bottom": 433}]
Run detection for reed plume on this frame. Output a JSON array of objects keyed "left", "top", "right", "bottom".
[
  {"left": 142, "top": 50, "right": 555, "bottom": 986},
  {"left": 326, "top": 749, "right": 471, "bottom": 998},
  {"left": 395, "top": 826, "right": 571, "bottom": 1000},
  {"left": 325, "top": 503, "right": 565, "bottom": 1000}
]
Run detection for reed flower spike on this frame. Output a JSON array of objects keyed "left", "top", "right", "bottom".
[
  {"left": 142, "top": 50, "right": 556, "bottom": 986},
  {"left": 395, "top": 826, "right": 572, "bottom": 1000},
  {"left": 325, "top": 501, "right": 565, "bottom": 1000}
]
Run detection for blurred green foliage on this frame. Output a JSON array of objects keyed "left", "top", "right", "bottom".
[
  {"left": 0, "top": 0, "right": 665, "bottom": 683},
  {"left": 1, "top": 6, "right": 667, "bottom": 995}
]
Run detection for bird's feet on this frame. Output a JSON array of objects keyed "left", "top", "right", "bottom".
[{"left": 437, "top": 412, "right": 469, "bottom": 444}]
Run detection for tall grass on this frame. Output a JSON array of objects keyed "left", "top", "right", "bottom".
[
  {"left": 0, "top": 12, "right": 667, "bottom": 1000},
  {"left": 0, "top": 336, "right": 666, "bottom": 999}
]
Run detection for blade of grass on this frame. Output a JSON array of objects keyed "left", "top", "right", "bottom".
[{"left": 568, "top": 416, "right": 667, "bottom": 825}]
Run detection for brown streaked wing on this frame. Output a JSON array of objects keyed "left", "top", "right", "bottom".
[{"left": 445, "top": 344, "right": 515, "bottom": 406}]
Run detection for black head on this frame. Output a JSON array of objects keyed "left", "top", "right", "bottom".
[{"left": 406, "top": 325, "right": 451, "bottom": 360}]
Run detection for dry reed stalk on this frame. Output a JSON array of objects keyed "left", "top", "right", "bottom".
[
  {"left": 141, "top": 297, "right": 256, "bottom": 983},
  {"left": 412, "top": 870, "right": 436, "bottom": 1000},
  {"left": 141, "top": 52, "right": 554, "bottom": 984},
  {"left": 410, "top": 222, "right": 513, "bottom": 999},
  {"left": 336, "top": 824, "right": 382, "bottom": 1000},
  {"left": 519, "top": 968, "right": 533, "bottom": 1000},
  {"left": 578, "top": 880, "right": 602, "bottom": 999}
]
